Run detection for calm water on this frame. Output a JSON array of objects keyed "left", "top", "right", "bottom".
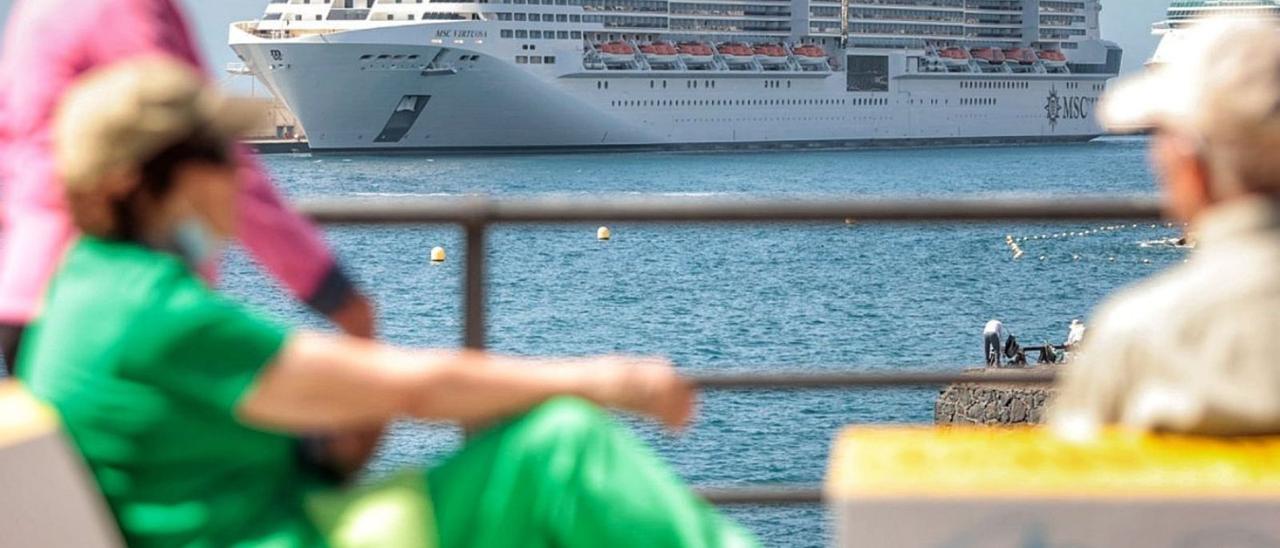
[{"left": 221, "top": 137, "right": 1185, "bottom": 546}]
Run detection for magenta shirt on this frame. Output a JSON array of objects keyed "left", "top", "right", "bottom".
[{"left": 0, "top": 0, "right": 344, "bottom": 324}]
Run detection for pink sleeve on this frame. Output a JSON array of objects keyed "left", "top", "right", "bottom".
[{"left": 234, "top": 147, "right": 349, "bottom": 312}]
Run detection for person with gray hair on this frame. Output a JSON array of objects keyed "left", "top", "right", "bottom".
[{"left": 1049, "top": 17, "right": 1280, "bottom": 438}]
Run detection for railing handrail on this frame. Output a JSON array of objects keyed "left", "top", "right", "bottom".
[
  {"left": 301, "top": 194, "right": 1160, "bottom": 505},
  {"left": 297, "top": 195, "right": 1164, "bottom": 225},
  {"left": 690, "top": 369, "right": 1057, "bottom": 389}
]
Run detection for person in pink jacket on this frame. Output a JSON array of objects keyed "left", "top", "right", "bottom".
[
  {"left": 0, "top": 0, "right": 376, "bottom": 367},
  {"left": 0, "top": 0, "right": 379, "bottom": 473}
]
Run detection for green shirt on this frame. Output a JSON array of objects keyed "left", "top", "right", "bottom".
[{"left": 19, "top": 237, "right": 322, "bottom": 547}]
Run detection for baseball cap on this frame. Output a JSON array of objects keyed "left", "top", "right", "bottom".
[
  {"left": 53, "top": 56, "right": 263, "bottom": 191},
  {"left": 1100, "top": 16, "right": 1280, "bottom": 143}
]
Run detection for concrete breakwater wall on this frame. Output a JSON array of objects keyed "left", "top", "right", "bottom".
[{"left": 934, "top": 368, "right": 1058, "bottom": 425}]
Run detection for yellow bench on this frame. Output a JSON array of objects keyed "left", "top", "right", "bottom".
[
  {"left": 0, "top": 381, "right": 123, "bottom": 548},
  {"left": 827, "top": 426, "right": 1280, "bottom": 547}
]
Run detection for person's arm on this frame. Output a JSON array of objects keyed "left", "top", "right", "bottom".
[
  {"left": 238, "top": 333, "right": 695, "bottom": 433},
  {"left": 234, "top": 153, "right": 376, "bottom": 337}
]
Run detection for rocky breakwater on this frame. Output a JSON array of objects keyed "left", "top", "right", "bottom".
[{"left": 934, "top": 366, "right": 1059, "bottom": 425}]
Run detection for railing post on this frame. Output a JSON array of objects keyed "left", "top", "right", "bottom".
[{"left": 463, "top": 221, "right": 488, "bottom": 350}]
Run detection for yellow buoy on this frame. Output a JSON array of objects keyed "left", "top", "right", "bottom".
[
  {"left": 430, "top": 246, "right": 446, "bottom": 263},
  {"left": 597, "top": 226, "right": 612, "bottom": 241}
]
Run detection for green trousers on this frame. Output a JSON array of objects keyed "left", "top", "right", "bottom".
[{"left": 312, "top": 397, "right": 757, "bottom": 548}]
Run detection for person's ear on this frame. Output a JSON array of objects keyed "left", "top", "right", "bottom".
[{"left": 1152, "top": 134, "right": 1214, "bottom": 222}]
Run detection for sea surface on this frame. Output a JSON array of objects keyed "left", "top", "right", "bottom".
[{"left": 221, "top": 136, "right": 1185, "bottom": 546}]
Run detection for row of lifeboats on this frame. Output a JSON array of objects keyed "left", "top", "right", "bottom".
[
  {"left": 596, "top": 41, "right": 829, "bottom": 67},
  {"left": 937, "top": 46, "right": 1068, "bottom": 68}
]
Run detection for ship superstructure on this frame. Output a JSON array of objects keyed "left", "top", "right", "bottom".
[
  {"left": 1151, "top": 1, "right": 1279, "bottom": 64},
  {"left": 230, "top": 0, "right": 1122, "bottom": 152}
]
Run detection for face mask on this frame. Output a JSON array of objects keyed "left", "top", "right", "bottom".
[{"left": 172, "top": 216, "right": 227, "bottom": 266}]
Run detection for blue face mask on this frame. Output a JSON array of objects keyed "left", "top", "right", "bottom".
[{"left": 172, "top": 217, "right": 226, "bottom": 266}]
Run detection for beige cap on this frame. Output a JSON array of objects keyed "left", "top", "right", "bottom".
[
  {"left": 54, "top": 56, "right": 262, "bottom": 190},
  {"left": 1101, "top": 17, "right": 1280, "bottom": 143}
]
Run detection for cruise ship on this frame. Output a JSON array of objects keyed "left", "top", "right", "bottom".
[
  {"left": 229, "top": 0, "right": 1123, "bottom": 153},
  {"left": 1150, "top": 0, "right": 1279, "bottom": 64}
]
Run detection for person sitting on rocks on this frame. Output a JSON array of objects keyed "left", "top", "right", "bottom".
[
  {"left": 17, "top": 57, "right": 757, "bottom": 548},
  {"left": 1050, "top": 18, "right": 1280, "bottom": 438}
]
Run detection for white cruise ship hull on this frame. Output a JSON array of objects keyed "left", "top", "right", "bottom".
[{"left": 232, "top": 23, "right": 1113, "bottom": 153}]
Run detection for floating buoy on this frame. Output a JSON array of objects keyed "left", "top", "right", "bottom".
[
  {"left": 430, "top": 246, "right": 446, "bottom": 263},
  {"left": 845, "top": 218, "right": 857, "bottom": 225},
  {"left": 597, "top": 226, "right": 612, "bottom": 241},
  {"left": 1013, "top": 249, "right": 1024, "bottom": 260}
]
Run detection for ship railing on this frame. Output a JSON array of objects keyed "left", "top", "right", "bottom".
[{"left": 296, "top": 195, "right": 1164, "bottom": 505}]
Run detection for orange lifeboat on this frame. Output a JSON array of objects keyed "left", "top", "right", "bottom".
[
  {"left": 938, "top": 46, "right": 971, "bottom": 68},
  {"left": 1002, "top": 47, "right": 1038, "bottom": 65},
  {"left": 1037, "top": 49, "right": 1068, "bottom": 68},
  {"left": 597, "top": 41, "right": 636, "bottom": 64},
  {"left": 640, "top": 41, "right": 679, "bottom": 64},
  {"left": 969, "top": 47, "right": 1006, "bottom": 65},
  {"left": 792, "top": 44, "right": 829, "bottom": 67},
  {"left": 718, "top": 42, "right": 755, "bottom": 64},
  {"left": 678, "top": 42, "right": 715, "bottom": 65},
  {"left": 753, "top": 43, "right": 789, "bottom": 66}
]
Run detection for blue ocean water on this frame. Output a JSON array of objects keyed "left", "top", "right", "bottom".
[{"left": 221, "top": 136, "right": 1184, "bottom": 546}]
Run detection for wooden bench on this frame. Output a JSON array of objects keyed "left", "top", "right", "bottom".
[
  {"left": 827, "top": 426, "right": 1280, "bottom": 547},
  {"left": 0, "top": 381, "right": 123, "bottom": 548}
]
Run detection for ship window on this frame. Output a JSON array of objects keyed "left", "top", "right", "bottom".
[
  {"left": 498, "top": 12, "right": 511, "bottom": 20},
  {"left": 545, "top": 56, "right": 556, "bottom": 64},
  {"left": 501, "top": 29, "right": 513, "bottom": 37},
  {"left": 846, "top": 55, "right": 888, "bottom": 93},
  {"left": 530, "top": 30, "right": 541, "bottom": 38},
  {"left": 361, "top": 54, "right": 373, "bottom": 60},
  {"left": 515, "top": 30, "right": 527, "bottom": 38},
  {"left": 408, "top": 55, "right": 419, "bottom": 60},
  {"left": 516, "top": 55, "right": 528, "bottom": 63},
  {"left": 571, "top": 31, "right": 582, "bottom": 38},
  {"left": 531, "top": 56, "right": 543, "bottom": 64},
  {"left": 557, "top": 31, "right": 568, "bottom": 39},
  {"left": 514, "top": 12, "right": 526, "bottom": 20},
  {"left": 570, "top": 15, "right": 581, "bottom": 22},
  {"left": 377, "top": 54, "right": 390, "bottom": 59},
  {"left": 557, "top": 14, "right": 567, "bottom": 22}
]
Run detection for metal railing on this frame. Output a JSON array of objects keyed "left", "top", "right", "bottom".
[{"left": 298, "top": 195, "right": 1163, "bottom": 504}]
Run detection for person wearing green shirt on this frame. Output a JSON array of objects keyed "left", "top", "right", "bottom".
[{"left": 18, "top": 56, "right": 757, "bottom": 548}]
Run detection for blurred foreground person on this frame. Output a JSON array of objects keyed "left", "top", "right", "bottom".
[
  {"left": 0, "top": 0, "right": 378, "bottom": 478},
  {"left": 1050, "top": 18, "right": 1280, "bottom": 437},
  {"left": 0, "top": 0, "right": 374, "bottom": 369},
  {"left": 20, "top": 58, "right": 755, "bottom": 548}
]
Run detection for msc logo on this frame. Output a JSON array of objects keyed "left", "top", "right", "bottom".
[
  {"left": 270, "top": 49, "right": 284, "bottom": 61},
  {"left": 1044, "top": 86, "right": 1096, "bottom": 131}
]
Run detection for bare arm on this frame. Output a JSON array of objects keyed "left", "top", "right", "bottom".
[{"left": 238, "top": 332, "right": 694, "bottom": 433}]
